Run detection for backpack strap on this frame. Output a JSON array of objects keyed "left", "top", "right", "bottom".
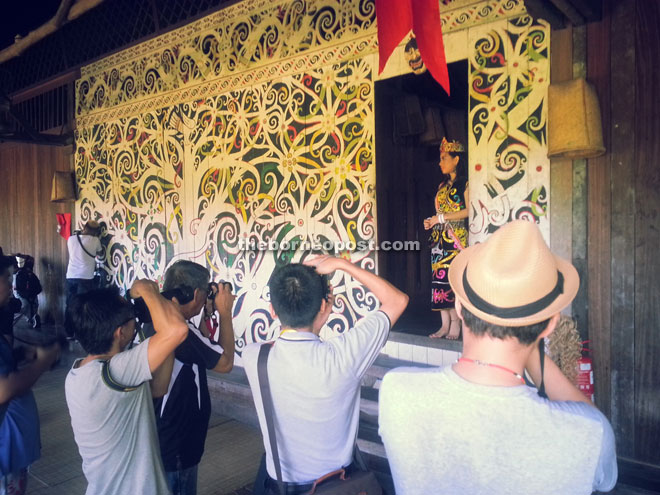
[
  {"left": 101, "top": 360, "right": 139, "bottom": 392},
  {"left": 257, "top": 343, "right": 286, "bottom": 495},
  {"left": 537, "top": 338, "right": 548, "bottom": 399},
  {"left": 76, "top": 233, "right": 97, "bottom": 259}
]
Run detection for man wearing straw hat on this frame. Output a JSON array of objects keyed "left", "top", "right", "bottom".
[{"left": 379, "top": 220, "right": 617, "bottom": 495}]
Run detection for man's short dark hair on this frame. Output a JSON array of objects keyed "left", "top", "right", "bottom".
[
  {"left": 269, "top": 264, "right": 325, "bottom": 329},
  {"left": 83, "top": 220, "right": 102, "bottom": 237},
  {"left": 66, "top": 288, "right": 135, "bottom": 355},
  {"left": 461, "top": 306, "right": 550, "bottom": 346},
  {"left": 163, "top": 260, "right": 210, "bottom": 292}
]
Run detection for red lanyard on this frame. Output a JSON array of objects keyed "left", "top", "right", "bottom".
[{"left": 458, "top": 357, "right": 525, "bottom": 384}]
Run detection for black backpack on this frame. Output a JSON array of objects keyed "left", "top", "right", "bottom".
[{"left": 15, "top": 269, "right": 42, "bottom": 299}]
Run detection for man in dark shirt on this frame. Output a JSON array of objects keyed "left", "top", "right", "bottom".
[{"left": 143, "top": 260, "right": 235, "bottom": 495}]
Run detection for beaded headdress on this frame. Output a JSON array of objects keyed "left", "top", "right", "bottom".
[{"left": 439, "top": 137, "right": 465, "bottom": 153}]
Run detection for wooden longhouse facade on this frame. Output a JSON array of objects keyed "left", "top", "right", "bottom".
[{"left": 0, "top": 0, "right": 657, "bottom": 489}]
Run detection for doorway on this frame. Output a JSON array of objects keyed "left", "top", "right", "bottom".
[{"left": 375, "top": 61, "right": 468, "bottom": 336}]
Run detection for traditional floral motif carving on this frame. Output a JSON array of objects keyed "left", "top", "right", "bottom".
[
  {"left": 76, "top": 58, "right": 377, "bottom": 346},
  {"left": 468, "top": 15, "right": 550, "bottom": 242}
]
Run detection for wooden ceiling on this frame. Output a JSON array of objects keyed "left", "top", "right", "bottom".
[{"left": 524, "top": 0, "right": 602, "bottom": 28}]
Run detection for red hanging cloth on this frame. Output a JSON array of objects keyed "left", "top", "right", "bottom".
[{"left": 376, "top": 0, "right": 450, "bottom": 95}]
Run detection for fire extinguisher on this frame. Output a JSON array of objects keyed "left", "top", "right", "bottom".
[{"left": 576, "top": 340, "right": 594, "bottom": 402}]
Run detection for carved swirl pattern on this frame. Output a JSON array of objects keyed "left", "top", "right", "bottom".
[
  {"left": 441, "top": 0, "right": 525, "bottom": 31},
  {"left": 76, "top": 0, "right": 376, "bottom": 118},
  {"left": 75, "top": 58, "right": 377, "bottom": 351},
  {"left": 76, "top": 0, "right": 528, "bottom": 123},
  {"left": 467, "top": 15, "right": 550, "bottom": 243}
]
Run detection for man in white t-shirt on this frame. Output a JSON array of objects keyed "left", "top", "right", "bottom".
[
  {"left": 379, "top": 220, "right": 617, "bottom": 495},
  {"left": 243, "top": 256, "right": 408, "bottom": 495},
  {"left": 66, "top": 220, "right": 102, "bottom": 306},
  {"left": 65, "top": 282, "right": 188, "bottom": 495}
]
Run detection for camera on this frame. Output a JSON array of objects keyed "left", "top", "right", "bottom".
[
  {"left": 132, "top": 281, "right": 233, "bottom": 323},
  {"left": 206, "top": 281, "right": 233, "bottom": 300}
]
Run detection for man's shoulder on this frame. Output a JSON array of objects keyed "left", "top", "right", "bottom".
[
  {"left": 337, "top": 310, "right": 391, "bottom": 342},
  {"left": 545, "top": 399, "right": 611, "bottom": 429},
  {"left": 65, "top": 359, "right": 102, "bottom": 390},
  {"left": 105, "top": 340, "right": 151, "bottom": 381},
  {"left": 85, "top": 235, "right": 101, "bottom": 246},
  {"left": 385, "top": 365, "right": 442, "bottom": 376},
  {"left": 382, "top": 366, "right": 445, "bottom": 389},
  {"left": 243, "top": 341, "right": 264, "bottom": 363},
  {"left": 354, "top": 310, "right": 390, "bottom": 329}
]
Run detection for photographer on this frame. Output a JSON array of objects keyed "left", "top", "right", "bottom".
[
  {"left": 243, "top": 256, "right": 408, "bottom": 494},
  {"left": 1, "top": 253, "right": 60, "bottom": 495},
  {"left": 379, "top": 221, "right": 617, "bottom": 495},
  {"left": 140, "top": 260, "right": 235, "bottom": 495},
  {"left": 14, "top": 255, "right": 42, "bottom": 329},
  {"left": 65, "top": 220, "right": 103, "bottom": 306},
  {"left": 65, "top": 282, "right": 188, "bottom": 495}
]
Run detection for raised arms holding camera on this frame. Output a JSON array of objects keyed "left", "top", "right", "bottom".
[
  {"left": 129, "top": 279, "right": 188, "bottom": 397},
  {"left": 130, "top": 279, "right": 189, "bottom": 373},
  {"left": 209, "top": 282, "right": 235, "bottom": 373},
  {"left": 304, "top": 255, "right": 409, "bottom": 326}
]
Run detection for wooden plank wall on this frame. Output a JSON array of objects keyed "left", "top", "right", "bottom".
[
  {"left": 549, "top": 26, "right": 574, "bottom": 283},
  {"left": 586, "top": 0, "right": 613, "bottom": 424},
  {"left": 609, "top": 0, "right": 636, "bottom": 459},
  {"left": 587, "top": 0, "right": 660, "bottom": 467},
  {"left": 0, "top": 143, "right": 73, "bottom": 324},
  {"left": 631, "top": 0, "right": 660, "bottom": 466}
]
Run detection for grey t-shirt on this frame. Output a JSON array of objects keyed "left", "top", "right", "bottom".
[
  {"left": 379, "top": 365, "right": 617, "bottom": 495},
  {"left": 65, "top": 339, "right": 170, "bottom": 495}
]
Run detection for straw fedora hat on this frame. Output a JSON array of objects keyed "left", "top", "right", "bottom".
[{"left": 448, "top": 220, "right": 579, "bottom": 327}]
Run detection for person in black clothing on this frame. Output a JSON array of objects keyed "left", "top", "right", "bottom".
[
  {"left": 14, "top": 255, "right": 42, "bottom": 329},
  {"left": 141, "top": 260, "right": 235, "bottom": 495},
  {"left": 0, "top": 248, "right": 19, "bottom": 344}
]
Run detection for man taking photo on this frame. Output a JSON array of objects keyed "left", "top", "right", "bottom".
[
  {"left": 142, "top": 260, "right": 235, "bottom": 495},
  {"left": 65, "top": 282, "right": 188, "bottom": 495},
  {"left": 243, "top": 255, "right": 408, "bottom": 494},
  {"left": 379, "top": 220, "right": 617, "bottom": 495}
]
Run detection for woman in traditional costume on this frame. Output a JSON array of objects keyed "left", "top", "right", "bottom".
[{"left": 424, "top": 138, "right": 469, "bottom": 339}]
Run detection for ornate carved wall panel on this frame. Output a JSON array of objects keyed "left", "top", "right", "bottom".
[
  {"left": 76, "top": 55, "right": 377, "bottom": 347},
  {"left": 467, "top": 15, "right": 550, "bottom": 243},
  {"left": 75, "top": 0, "right": 544, "bottom": 349}
]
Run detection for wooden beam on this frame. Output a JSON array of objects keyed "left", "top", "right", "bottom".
[
  {"left": 0, "top": 133, "right": 72, "bottom": 147},
  {"left": 10, "top": 70, "right": 80, "bottom": 104},
  {"left": 524, "top": 0, "right": 566, "bottom": 29},
  {"left": 586, "top": 2, "right": 612, "bottom": 419},
  {"left": 609, "top": 0, "right": 636, "bottom": 458},
  {"left": 549, "top": 27, "right": 573, "bottom": 281},
  {"left": 569, "top": 0, "right": 602, "bottom": 22},
  {"left": 0, "top": 0, "right": 105, "bottom": 64},
  {"left": 633, "top": 0, "right": 660, "bottom": 466},
  {"left": 571, "top": 25, "right": 588, "bottom": 339},
  {"left": 550, "top": 0, "right": 586, "bottom": 25}
]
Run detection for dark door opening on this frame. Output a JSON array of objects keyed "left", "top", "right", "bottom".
[{"left": 375, "top": 61, "right": 468, "bottom": 336}]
